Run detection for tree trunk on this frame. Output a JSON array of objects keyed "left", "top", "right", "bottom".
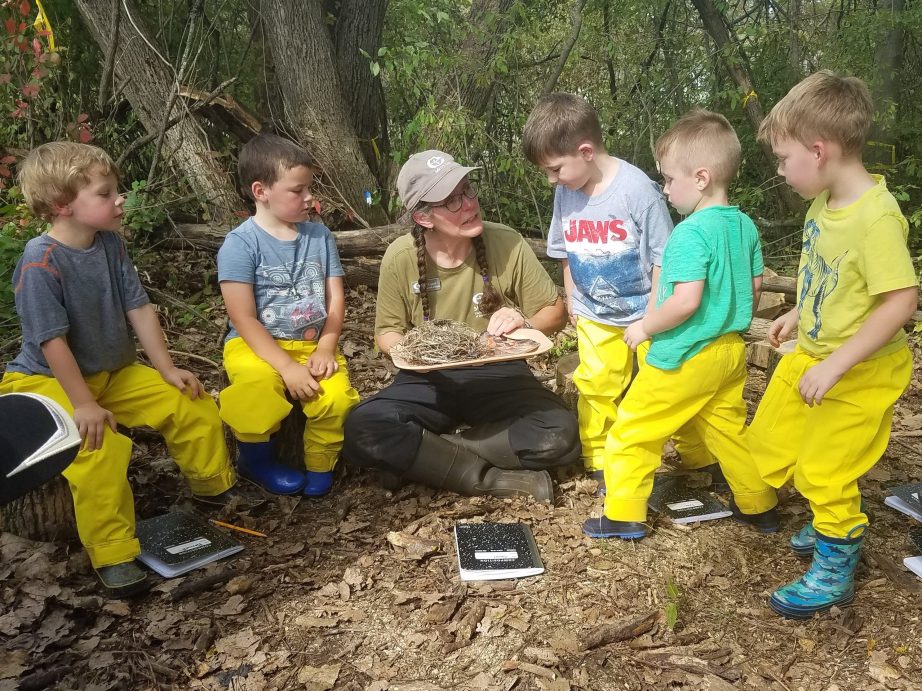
[
  {"left": 259, "top": 0, "right": 388, "bottom": 228},
  {"left": 542, "top": 0, "right": 588, "bottom": 95},
  {"left": 455, "top": 0, "right": 517, "bottom": 118},
  {"left": 690, "top": 0, "right": 804, "bottom": 217},
  {"left": 870, "top": 0, "right": 905, "bottom": 163},
  {"left": 74, "top": 0, "right": 243, "bottom": 226},
  {"left": 329, "top": 0, "right": 390, "bottom": 186},
  {"left": 0, "top": 477, "right": 76, "bottom": 542}
]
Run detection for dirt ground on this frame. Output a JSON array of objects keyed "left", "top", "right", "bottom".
[{"left": 2, "top": 282, "right": 922, "bottom": 691}]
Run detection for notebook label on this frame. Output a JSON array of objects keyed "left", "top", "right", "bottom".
[
  {"left": 475, "top": 550, "right": 518, "bottom": 560},
  {"left": 167, "top": 538, "right": 212, "bottom": 554},
  {"left": 667, "top": 499, "right": 704, "bottom": 511}
]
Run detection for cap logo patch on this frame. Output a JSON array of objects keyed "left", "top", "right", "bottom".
[{"left": 426, "top": 156, "right": 446, "bottom": 169}]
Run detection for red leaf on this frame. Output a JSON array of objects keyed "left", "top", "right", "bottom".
[
  {"left": 78, "top": 126, "right": 93, "bottom": 143},
  {"left": 21, "top": 83, "right": 40, "bottom": 98},
  {"left": 312, "top": 200, "right": 321, "bottom": 214},
  {"left": 32, "top": 37, "right": 41, "bottom": 58},
  {"left": 0, "top": 166, "right": 11, "bottom": 178},
  {"left": 0, "top": 74, "right": 11, "bottom": 85},
  {"left": 31, "top": 66, "right": 45, "bottom": 79},
  {"left": 19, "top": 1, "right": 30, "bottom": 17},
  {"left": 233, "top": 210, "right": 250, "bottom": 219},
  {"left": 0, "top": 155, "right": 16, "bottom": 164},
  {"left": 4, "top": 18, "right": 16, "bottom": 35},
  {"left": 76, "top": 113, "right": 89, "bottom": 123}
]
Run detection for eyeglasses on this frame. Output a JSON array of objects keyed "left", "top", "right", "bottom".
[{"left": 430, "top": 183, "right": 478, "bottom": 213}]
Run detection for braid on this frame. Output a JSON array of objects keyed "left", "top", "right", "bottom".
[
  {"left": 411, "top": 224, "right": 431, "bottom": 321},
  {"left": 473, "top": 234, "right": 502, "bottom": 314}
]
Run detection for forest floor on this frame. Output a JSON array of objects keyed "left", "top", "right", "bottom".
[{"left": 2, "top": 251, "right": 922, "bottom": 691}]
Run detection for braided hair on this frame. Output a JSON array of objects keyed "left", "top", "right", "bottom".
[{"left": 410, "top": 206, "right": 502, "bottom": 322}]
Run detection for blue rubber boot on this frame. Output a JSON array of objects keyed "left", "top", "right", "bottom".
[
  {"left": 304, "top": 470, "right": 334, "bottom": 497},
  {"left": 236, "top": 441, "right": 306, "bottom": 495},
  {"left": 789, "top": 501, "right": 870, "bottom": 557},
  {"left": 769, "top": 526, "right": 865, "bottom": 619},
  {"left": 582, "top": 515, "right": 648, "bottom": 540}
]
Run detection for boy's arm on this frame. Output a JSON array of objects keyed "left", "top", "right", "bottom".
[
  {"left": 221, "top": 281, "right": 320, "bottom": 399},
  {"left": 561, "top": 259, "right": 577, "bottom": 326},
  {"left": 41, "top": 337, "right": 115, "bottom": 451},
  {"left": 625, "top": 280, "right": 704, "bottom": 349},
  {"left": 308, "top": 276, "right": 345, "bottom": 378},
  {"left": 647, "top": 264, "right": 662, "bottom": 312},
  {"left": 127, "top": 303, "right": 204, "bottom": 399},
  {"left": 797, "top": 286, "right": 918, "bottom": 406}
]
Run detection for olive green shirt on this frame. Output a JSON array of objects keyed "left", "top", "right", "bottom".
[{"left": 375, "top": 222, "right": 559, "bottom": 336}]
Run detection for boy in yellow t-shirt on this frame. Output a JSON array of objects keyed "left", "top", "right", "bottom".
[{"left": 751, "top": 71, "right": 918, "bottom": 619}]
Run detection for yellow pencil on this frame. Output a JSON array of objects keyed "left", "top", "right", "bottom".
[{"left": 209, "top": 519, "right": 267, "bottom": 538}]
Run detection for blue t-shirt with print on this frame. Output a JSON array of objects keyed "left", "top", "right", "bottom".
[
  {"left": 546, "top": 159, "right": 672, "bottom": 327},
  {"left": 646, "top": 205, "right": 763, "bottom": 370},
  {"left": 217, "top": 218, "right": 344, "bottom": 342}
]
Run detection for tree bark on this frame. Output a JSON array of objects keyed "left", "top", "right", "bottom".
[
  {"left": 456, "top": 0, "right": 517, "bottom": 118},
  {"left": 328, "top": 0, "right": 390, "bottom": 185},
  {"left": 74, "top": 0, "right": 243, "bottom": 226},
  {"left": 0, "top": 477, "right": 76, "bottom": 542},
  {"left": 259, "top": 0, "right": 388, "bottom": 228},
  {"left": 690, "top": 0, "right": 804, "bottom": 217}
]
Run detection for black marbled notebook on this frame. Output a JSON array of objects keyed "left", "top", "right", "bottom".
[
  {"left": 136, "top": 511, "right": 243, "bottom": 578},
  {"left": 647, "top": 475, "right": 732, "bottom": 525},
  {"left": 885, "top": 483, "right": 922, "bottom": 522},
  {"left": 454, "top": 522, "right": 544, "bottom": 581}
]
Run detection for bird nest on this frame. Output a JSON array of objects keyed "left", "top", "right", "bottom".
[{"left": 390, "top": 320, "right": 488, "bottom": 365}]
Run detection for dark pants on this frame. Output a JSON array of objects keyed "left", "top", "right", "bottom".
[{"left": 342, "top": 360, "right": 580, "bottom": 473}]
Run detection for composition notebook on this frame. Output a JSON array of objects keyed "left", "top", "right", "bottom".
[
  {"left": 454, "top": 522, "right": 544, "bottom": 581},
  {"left": 884, "top": 483, "right": 922, "bottom": 523},
  {"left": 136, "top": 511, "right": 243, "bottom": 578},
  {"left": 647, "top": 475, "right": 732, "bottom": 525}
]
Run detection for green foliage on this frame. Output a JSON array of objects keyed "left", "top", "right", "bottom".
[
  {"left": 664, "top": 575, "right": 681, "bottom": 632},
  {"left": 0, "top": 186, "right": 47, "bottom": 332},
  {"left": 549, "top": 332, "right": 577, "bottom": 358},
  {"left": 122, "top": 180, "right": 168, "bottom": 237}
]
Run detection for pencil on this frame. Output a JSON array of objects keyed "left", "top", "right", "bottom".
[{"left": 209, "top": 519, "right": 267, "bottom": 538}]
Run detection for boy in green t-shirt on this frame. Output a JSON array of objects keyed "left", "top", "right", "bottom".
[{"left": 582, "top": 110, "right": 779, "bottom": 540}]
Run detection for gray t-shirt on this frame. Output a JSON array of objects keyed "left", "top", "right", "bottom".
[
  {"left": 7, "top": 232, "right": 149, "bottom": 376},
  {"left": 547, "top": 159, "right": 672, "bottom": 326},
  {"left": 218, "top": 218, "right": 344, "bottom": 342}
]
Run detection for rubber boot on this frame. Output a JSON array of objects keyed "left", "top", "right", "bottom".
[
  {"left": 236, "top": 440, "right": 306, "bottom": 495},
  {"left": 790, "top": 501, "right": 870, "bottom": 557},
  {"left": 442, "top": 421, "right": 520, "bottom": 469},
  {"left": 404, "top": 430, "right": 553, "bottom": 502},
  {"left": 769, "top": 526, "right": 866, "bottom": 619},
  {"left": 729, "top": 496, "right": 780, "bottom": 533},
  {"left": 304, "top": 471, "right": 334, "bottom": 497},
  {"left": 582, "top": 515, "right": 648, "bottom": 540}
]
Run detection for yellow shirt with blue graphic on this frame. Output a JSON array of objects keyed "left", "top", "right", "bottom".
[{"left": 797, "top": 175, "right": 917, "bottom": 359}]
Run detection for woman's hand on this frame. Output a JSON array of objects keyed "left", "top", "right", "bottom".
[{"left": 486, "top": 307, "right": 526, "bottom": 336}]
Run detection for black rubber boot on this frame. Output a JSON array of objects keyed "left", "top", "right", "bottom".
[
  {"left": 729, "top": 496, "right": 781, "bottom": 533},
  {"left": 405, "top": 430, "right": 554, "bottom": 502},
  {"left": 442, "top": 420, "right": 520, "bottom": 469}
]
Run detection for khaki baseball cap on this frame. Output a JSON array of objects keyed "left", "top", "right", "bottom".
[{"left": 396, "top": 150, "right": 480, "bottom": 212}]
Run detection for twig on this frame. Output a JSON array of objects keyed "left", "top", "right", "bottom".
[
  {"left": 169, "top": 567, "right": 236, "bottom": 602},
  {"left": 143, "top": 283, "right": 212, "bottom": 326}
]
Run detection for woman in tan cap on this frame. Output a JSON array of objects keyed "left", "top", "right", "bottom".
[{"left": 342, "top": 150, "right": 579, "bottom": 502}]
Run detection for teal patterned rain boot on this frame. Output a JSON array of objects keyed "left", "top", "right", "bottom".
[
  {"left": 789, "top": 501, "right": 869, "bottom": 557},
  {"left": 789, "top": 523, "right": 817, "bottom": 557},
  {"left": 770, "top": 526, "right": 866, "bottom": 619}
]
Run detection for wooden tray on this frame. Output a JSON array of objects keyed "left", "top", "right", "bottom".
[{"left": 389, "top": 328, "right": 554, "bottom": 373}]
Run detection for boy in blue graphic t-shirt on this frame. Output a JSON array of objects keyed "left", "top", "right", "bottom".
[
  {"left": 522, "top": 93, "right": 717, "bottom": 489},
  {"left": 217, "top": 133, "right": 359, "bottom": 497}
]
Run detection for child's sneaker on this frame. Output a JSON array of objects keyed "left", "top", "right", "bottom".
[
  {"left": 193, "top": 483, "right": 267, "bottom": 511},
  {"left": 729, "top": 497, "right": 780, "bottom": 533},
  {"left": 304, "top": 470, "right": 334, "bottom": 497},
  {"left": 582, "top": 516, "right": 648, "bottom": 540},
  {"left": 95, "top": 561, "right": 150, "bottom": 598}
]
